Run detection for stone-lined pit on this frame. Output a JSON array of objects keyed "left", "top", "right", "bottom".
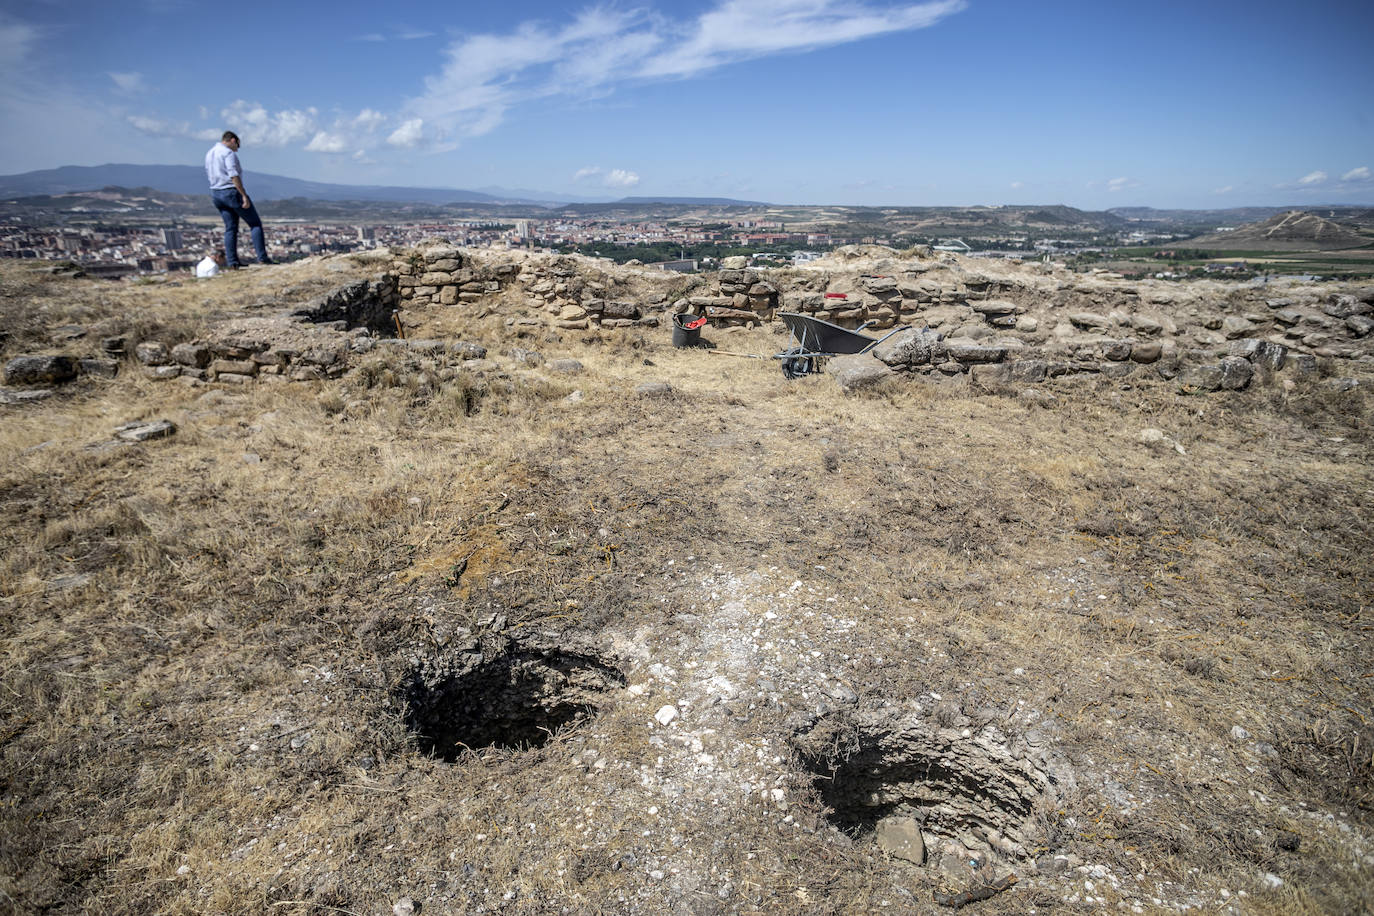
[
  {"left": 402, "top": 641, "right": 624, "bottom": 760},
  {"left": 794, "top": 711, "right": 1058, "bottom": 868}
]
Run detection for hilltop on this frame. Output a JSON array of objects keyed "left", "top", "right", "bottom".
[
  {"left": 1187, "top": 210, "right": 1372, "bottom": 251},
  {"left": 1, "top": 247, "right": 1371, "bottom": 914}
]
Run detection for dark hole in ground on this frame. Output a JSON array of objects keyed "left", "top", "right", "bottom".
[
  {"left": 795, "top": 715, "right": 1054, "bottom": 865},
  {"left": 403, "top": 645, "right": 624, "bottom": 760}
]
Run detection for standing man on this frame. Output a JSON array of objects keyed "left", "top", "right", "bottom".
[{"left": 205, "top": 131, "right": 271, "bottom": 267}]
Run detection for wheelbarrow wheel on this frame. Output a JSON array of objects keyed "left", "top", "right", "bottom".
[{"left": 781, "top": 352, "right": 814, "bottom": 379}]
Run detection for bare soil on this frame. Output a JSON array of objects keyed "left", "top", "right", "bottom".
[{"left": 1, "top": 256, "right": 1371, "bottom": 915}]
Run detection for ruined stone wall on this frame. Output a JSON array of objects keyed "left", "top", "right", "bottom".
[{"left": 391, "top": 244, "right": 518, "bottom": 308}]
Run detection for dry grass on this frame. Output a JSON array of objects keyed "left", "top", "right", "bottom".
[{"left": 1, "top": 257, "right": 1371, "bottom": 914}]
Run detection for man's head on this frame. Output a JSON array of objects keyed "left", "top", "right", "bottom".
[{"left": 221, "top": 131, "right": 240, "bottom": 150}]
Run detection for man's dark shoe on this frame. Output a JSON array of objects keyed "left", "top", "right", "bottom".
[{"left": 259, "top": 258, "right": 275, "bottom": 265}]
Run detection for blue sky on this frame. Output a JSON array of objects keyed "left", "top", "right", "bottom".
[{"left": 1, "top": 0, "right": 1371, "bottom": 208}]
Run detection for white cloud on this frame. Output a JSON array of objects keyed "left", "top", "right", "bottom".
[
  {"left": 1342, "top": 166, "right": 1370, "bottom": 182},
  {"left": 220, "top": 100, "right": 317, "bottom": 147},
  {"left": 357, "top": 33, "right": 385, "bottom": 42},
  {"left": 1107, "top": 176, "right": 1139, "bottom": 192},
  {"left": 1298, "top": 170, "right": 1327, "bottom": 185},
  {"left": 574, "top": 165, "right": 641, "bottom": 188},
  {"left": 352, "top": 109, "right": 386, "bottom": 131},
  {"left": 108, "top": 71, "right": 145, "bottom": 94},
  {"left": 396, "top": 28, "right": 435, "bottom": 40},
  {"left": 1009, "top": 180, "right": 1023, "bottom": 190},
  {"left": 387, "top": 118, "right": 425, "bottom": 147},
  {"left": 403, "top": 0, "right": 966, "bottom": 145},
  {"left": 1214, "top": 185, "right": 1232, "bottom": 194},
  {"left": 305, "top": 131, "right": 348, "bottom": 153}
]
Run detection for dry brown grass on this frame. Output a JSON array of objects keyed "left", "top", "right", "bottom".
[{"left": 1, "top": 258, "right": 1371, "bottom": 914}]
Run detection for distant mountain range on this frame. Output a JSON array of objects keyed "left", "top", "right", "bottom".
[{"left": 0, "top": 164, "right": 768, "bottom": 209}]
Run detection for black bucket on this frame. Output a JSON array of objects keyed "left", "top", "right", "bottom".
[{"left": 672, "top": 312, "right": 704, "bottom": 348}]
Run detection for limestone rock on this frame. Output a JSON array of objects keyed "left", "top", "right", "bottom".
[
  {"left": 135, "top": 342, "right": 170, "bottom": 365},
  {"left": 79, "top": 358, "right": 119, "bottom": 379},
  {"left": 1222, "top": 316, "right": 1255, "bottom": 339},
  {"left": 1219, "top": 356, "right": 1254, "bottom": 390},
  {"left": 1007, "top": 359, "right": 1048, "bottom": 382},
  {"left": 1347, "top": 315, "right": 1374, "bottom": 337},
  {"left": 826, "top": 353, "right": 893, "bottom": 391},
  {"left": 115, "top": 419, "right": 175, "bottom": 442},
  {"left": 172, "top": 342, "right": 212, "bottom": 368},
  {"left": 5, "top": 355, "right": 77, "bottom": 385},
  {"left": 945, "top": 341, "right": 1007, "bottom": 364},
  {"left": 871, "top": 327, "right": 945, "bottom": 368},
  {"left": 1069, "top": 312, "right": 1112, "bottom": 330},
  {"left": 1129, "top": 342, "right": 1162, "bottom": 364},
  {"left": 874, "top": 817, "right": 925, "bottom": 865}
]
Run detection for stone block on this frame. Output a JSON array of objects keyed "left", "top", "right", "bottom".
[
  {"left": 5, "top": 355, "right": 77, "bottom": 385},
  {"left": 211, "top": 359, "right": 257, "bottom": 376},
  {"left": 945, "top": 342, "right": 1007, "bottom": 363},
  {"left": 1007, "top": 359, "right": 1048, "bottom": 382},
  {"left": 602, "top": 300, "right": 640, "bottom": 319},
  {"left": 1129, "top": 342, "right": 1162, "bottom": 364},
  {"left": 172, "top": 342, "right": 212, "bottom": 368},
  {"left": 439, "top": 286, "right": 459, "bottom": 305},
  {"left": 1069, "top": 312, "right": 1112, "bottom": 330},
  {"left": 135, "top": 341, "right": 170, "bottom": 365},
  {"left": 1220, "top": 356, "right": 1253, "bottom": 390},
  {"left": 826, "top": 353, "right": 893, "bottom": 391},
  {"left": 79, "top": 358, "right": 119, "bottom": 379}
]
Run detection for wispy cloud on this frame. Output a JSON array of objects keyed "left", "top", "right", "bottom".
[
  {"left": 1107, "top": 176, "right": 1140, "bottom": 193},
  {"left": 108, "top": 71, "right": 145, "bottom": 94},
  {"left": 401, "top": 0, "right": 966, "bottom": 147},
  {"left": 1298, "top": 170, "right": 1327, "bottom": 185},
  {"left": 1213, "top": 185, "right": 1232, "bottom": 194},
  {"left": 1342, "top": 166, "right": 1370, "bottom": 182},
  {"left": 1009, "top": 180, "right": 1023, "bottom": 190},
  {"left": 127, "top": 114, "right": 219, "bottom": 142},
  {"left": 0, "top": 14, "right": 37, "bottom": 78}
]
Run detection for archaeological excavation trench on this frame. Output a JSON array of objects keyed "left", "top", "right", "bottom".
[
  {"left": 401, "top": 639, "right": 625, "bottom": 760},
  {"left": 793, "top": 712, "right": 1060, "bottom": 868}
]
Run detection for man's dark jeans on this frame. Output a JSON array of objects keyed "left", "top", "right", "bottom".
[{"left": 211, "top": 187, "right": 267, "bottom": 266}]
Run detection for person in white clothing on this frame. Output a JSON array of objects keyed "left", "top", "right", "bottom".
[{"left": 195, "top": 250, "right": 226, "bottom": 278}]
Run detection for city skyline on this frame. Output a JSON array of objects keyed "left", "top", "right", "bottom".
[{"left": 1, "top": 0, "right": 1372, "bottom": 210}]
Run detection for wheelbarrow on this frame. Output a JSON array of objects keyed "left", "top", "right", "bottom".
[{"left": 774, "top": 311, "right": 905, "bottom": 379}]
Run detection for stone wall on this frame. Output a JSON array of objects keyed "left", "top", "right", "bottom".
[{"left": 391, "top": 244, "right": 518, "bottom": 308}]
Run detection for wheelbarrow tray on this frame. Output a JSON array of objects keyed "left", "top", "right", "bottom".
[{"left": 777, "top": 311, "right": 880, "bottom": 355}]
